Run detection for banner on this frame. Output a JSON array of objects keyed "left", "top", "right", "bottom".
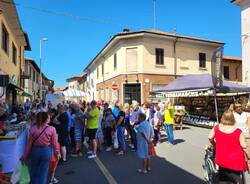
[
  {"left": 211, "top": 47, "right": 224, "bottom": 88},
  {"left": 161, "top": 89, "right": 214, "bottom": 98}
]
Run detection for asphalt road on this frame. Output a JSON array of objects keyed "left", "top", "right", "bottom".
[{"left": 56, "top": 125, "right": 250, "bottom": 184}]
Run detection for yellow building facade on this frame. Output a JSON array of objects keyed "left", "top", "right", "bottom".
[{"left": 0, "top": 0, "right": 30, "bottom": 105}]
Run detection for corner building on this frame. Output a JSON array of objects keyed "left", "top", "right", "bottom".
[{"left": 84, "top": 30, "right": 224, "bottom": 104}]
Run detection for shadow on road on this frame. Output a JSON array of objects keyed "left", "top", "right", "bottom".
[
  {"left": 174, "top": 139, "right": 185, "bottom": 145},
  {"left": 98, "top": 148, "right": 205, "bottom": 184},
  {"left": 159, "top": 133, "right": 185, "bottom": 145}
]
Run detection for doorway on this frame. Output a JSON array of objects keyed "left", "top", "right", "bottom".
[{"left": 123, "top": 83, "right": 141, "bottom": 105}]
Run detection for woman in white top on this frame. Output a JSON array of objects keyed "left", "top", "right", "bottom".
[
  {"left": 233, "top": 101, "right": 250, "bottom": 136},
  {"left": 233, "top": 101, "right": 250, "bottom": 154}
]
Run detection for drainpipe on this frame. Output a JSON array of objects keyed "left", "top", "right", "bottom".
[
  {"left": 19, "top": 46, "right": 22, "bottom": 104},
  {"left": 235, "top": 64, "right": 241, "bottom": 83},
  {"left": 19, "top": 47, "right": 22, "bottom": 88},
  {"left": 173, "top": 38, "right": 178, "bottom": 79}
]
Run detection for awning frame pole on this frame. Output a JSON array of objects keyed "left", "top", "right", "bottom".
[{"left": 214, "top": 89, "right": 219, "bottom": 125}]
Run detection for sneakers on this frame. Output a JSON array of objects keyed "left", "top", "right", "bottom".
[
  {"left": 129, "top": 144, "right": 135, "bottom": 149},
  {"left": 131, "top": 148, "right": 137, "bottom": 152},
  {"left": 87, "top": 151, "right": 93, "bottom": 154},
  {"left": 49, "top": 177, "right": 59, "bottom": 184},
  {"left": 88, "top": 153, "right": 97, "bottom": 159},
  {"left": 105, "top": 147, "right": 112, "bottom": 152},
  {"left": 71, "top": 150, "right": 83, "bottom": 157},
  {"left": 116, "top": 150, "right": 124, "bottom": 156}
]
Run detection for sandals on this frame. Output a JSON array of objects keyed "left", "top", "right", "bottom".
[{"left": 138, "top": 169, "right": 148, "bottom": 174}]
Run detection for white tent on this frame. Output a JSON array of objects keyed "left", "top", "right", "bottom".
[
  {"left": 45, "top": 93, "right": 64, "bottom": 108},
  {"left": 62, "top": 89, "right": 86, "bottom": 97}
]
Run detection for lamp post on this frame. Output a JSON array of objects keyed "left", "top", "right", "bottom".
[{"left": 39, "top": 38, "right": 48, "bottom": 101}]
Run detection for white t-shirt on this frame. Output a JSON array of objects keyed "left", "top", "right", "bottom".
[{"left": 233, "top": 111, "right": 250, "bottom": 137}]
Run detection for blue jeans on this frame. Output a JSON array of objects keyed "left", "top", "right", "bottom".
[
  {"left": 166, "top": 124, "right": 174, "bottom": 144},
  {"left": 30, "top": 146, "right": 52, "bottom": 184},
  {"left": 117, "top": 126, "right": 126, "bottom": 151}
]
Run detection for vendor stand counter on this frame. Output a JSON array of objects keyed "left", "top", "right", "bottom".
[{"left": 0, "top": 122, "right": 28, "bottom": 173}]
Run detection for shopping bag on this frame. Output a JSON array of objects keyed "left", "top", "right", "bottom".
[
  {"left": 11, "top": 161, "right": 21, "bottom": 184},
  {"left": 20, "top": 164, "right": 30, "bottom": 184},
  {"left": 113, "top": 130, "right": 119, "bottom": 149},
  {"left": 149, "top": 143, "right": 157, "bottom": 157}
]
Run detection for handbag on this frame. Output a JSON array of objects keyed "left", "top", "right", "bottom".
[
  {"left": 149, "top": 143, "right": 157, "bottom": 157},
  {"left": 20, "top": 164, "right": 30, "bottom": 184}
]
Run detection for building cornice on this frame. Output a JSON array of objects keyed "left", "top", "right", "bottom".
[{"left": 83, "top": 30, "right": 225, "bottom": 72}]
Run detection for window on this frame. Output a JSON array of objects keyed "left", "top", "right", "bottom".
[
  {"left": 155, "top": 48, "right": 164, "bottom": 65},
  {"left": 126, "top": 48, "right": 138, "bottom": 72},
  {"left": 29, "top": 66, "right": 32, "bottom": 79},
  {"left": 114, "top": 53, "right": 117, "bottom": 70},
  {"left": 33, "top": 70, "right": 36, "bottom": 82},
  {"left": 91, "top": 78, "right": 94, "bottom": 87},
  {"left": 97, "top": 67, "right": 99, "bottom": 78},
  {"left": 2, "top": 24, "right": 9, "bottom": 54},
  {"left": 223, "top": 66, "right": 230, "bottom": 80},
  {"left": 12, "top": 43, "right": 17, "bottom": 65},
  {"left": 105, "top": 88, "right": 109, "bottom": 101},
  {"left": 199, "top": 53, "right": 206, "bottom": 68},
  {"left": 102, "top": 64, "right": 104, "bottom": 76},
  {"left": 36, "top": 73, "right": 39, "bottom": 83}
]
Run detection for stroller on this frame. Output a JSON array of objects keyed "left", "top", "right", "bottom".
[{"left": 202, "top": 145, "right": 246, "bottom": 184}]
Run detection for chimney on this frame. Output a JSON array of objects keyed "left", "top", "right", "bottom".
[{"left": 123, "top": 28, "right": 130, "bottom": 33}]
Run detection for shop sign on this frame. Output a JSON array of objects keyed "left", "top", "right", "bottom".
[
  {"left": 183, "top": 115, "right": 216, "bottom": 127},
  {"left": 163, "top": 89, "right": 214, "bottom": 98}
]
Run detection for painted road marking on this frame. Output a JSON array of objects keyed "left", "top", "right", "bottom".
[
  {"left": 83, "top": 142, "right": 117, "bottom": 184},
  {"left": 94, "top": 157, "right": 118, "bottom": 184}
]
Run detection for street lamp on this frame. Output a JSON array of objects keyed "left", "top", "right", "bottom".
[{"left": 39, "top": 38, "right": 48, "bottom": 101}]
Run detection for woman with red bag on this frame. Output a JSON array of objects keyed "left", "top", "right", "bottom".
[{"left": 136, "top": 113, "right": 154, "bottom": 174}]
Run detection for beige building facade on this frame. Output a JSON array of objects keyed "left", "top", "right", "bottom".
[
  {"left": 232, "top": 0, "right": 250, "bottom": 86},
  {"left": 24, "top": 58, "right": 54, "bottom": 101},
  {"left": 83, "top": 30, "right": 224, "bottom": 104},
  {"left": 0, "top": 0, "right": 31, "bottom": 105},
  {"left": 222, "top": 56, "right": 242, "bottom": 82}
]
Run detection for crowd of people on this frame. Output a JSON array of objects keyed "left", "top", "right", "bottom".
[
  {"left": 2, "top": 97, "right": 250, "bottom": 184},
  {"left": 1, "top": 99, "right": 175, "bottom": 184}
]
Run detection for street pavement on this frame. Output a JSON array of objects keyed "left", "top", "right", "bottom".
[{"left": 56, "top": 125, "right": 250, "bottom": 184}]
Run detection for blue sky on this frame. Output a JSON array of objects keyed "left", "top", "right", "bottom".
[{"left": 16, "top": 0, "right": 241, "bottom": 87}]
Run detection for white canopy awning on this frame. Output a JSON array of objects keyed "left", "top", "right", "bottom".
[{"left": 57, "top": 89, "right": 87, "bottom": 97}]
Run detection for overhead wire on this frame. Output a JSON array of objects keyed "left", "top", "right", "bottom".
[
  {"left": 0, "top": 0, "right": 141, "bottom": 29},
  {"left": 0, "top": 0, "right": 242, "bottom": 39}
]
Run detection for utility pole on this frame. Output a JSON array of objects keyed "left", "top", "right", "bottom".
[{"left": 39, "top": 38, "right": 48, "bottom": 101}]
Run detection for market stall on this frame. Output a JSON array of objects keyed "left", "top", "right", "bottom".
[
  {"left": 54, "top": 89, "right": 87, "bottom": 102},
  {"left": 0, "top": 122, "right": 28, "bottom": 173},
  {"left": 154, "top": 74, "right": 250, "bottom": 127}
]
